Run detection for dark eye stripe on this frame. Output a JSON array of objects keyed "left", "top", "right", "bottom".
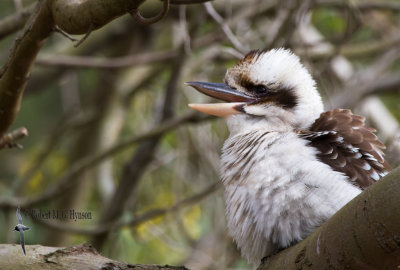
[
  {"left": 274, "top": 87, "right": 297, "bottom": 108},
  {"left": 238, "top": 73, "right": 297, "bottom": 109},
  {"left": 241, "top": 81, "right": 271, "bottom": 97},
  {"left": 247, "top": 86, "right": 298, "bottom": 109}
]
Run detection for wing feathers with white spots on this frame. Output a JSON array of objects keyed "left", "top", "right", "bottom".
[{"left": 298, "top": 109, "right": 391, "bottom": 189}]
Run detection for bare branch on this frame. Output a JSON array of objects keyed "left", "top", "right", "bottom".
[
  {"left": 0, "top": 127, "right": 28, "bottom": 149},
  {"left": 297, "top": 32, "right": 400, "bottom": 60},
  {"left": 267, "top": 1, "right": 301, "bottom": 49},
  {"left": 50, "top": 0, "right": 145, "bottom": 35},
  {"left": 0, "top": 1, "right": 53, "bottom": 136},
  {"left": 0, "top": 243, "right": 188, "bottom": 270},
  {"left": 73, "top": 23, "right": 95, "bottom": 48},
  {"left": 53, "top": 25, "right": 78, "bottom": 42},
  {"left": 0, "top": 111, "right": 212, "bottom": 209},
  {"left": 316, "top": 0, "right": 400, "bottom": 12},
  {"left": 0, "top": 0, "right": 160, "bottom": 136},
  {"left": 35, "top": 50, "right": 177, "bottom": 69},
  {"left": 91, "top": 47, "right": 188, "bottom": 249},
  {"left": 204, "top": 2, "right": 247, "bottom": 55},
  {"left": 327, "top": 48, "right": 400, "bottom": 109},
  {"left": 0, "top": 3, "right": 35, "bottom": 40}
]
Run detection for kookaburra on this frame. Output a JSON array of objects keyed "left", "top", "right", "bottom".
[{"left": 186, "top": 48, "right": 391, "bottom": 266}]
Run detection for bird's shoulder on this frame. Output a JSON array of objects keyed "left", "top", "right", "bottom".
[{"left": 297, "top": 108, "right": 391, "bottom": 189}]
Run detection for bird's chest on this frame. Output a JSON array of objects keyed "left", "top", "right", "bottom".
[
  {"left": 220, "top": 131, "right": 297, "bottom": 227},
  {"left": 220, "top": 131, "right": 289, "bottom": 189},
  {"left": 219, "top": 131, "right": 333, "bottom": 256},
  {"left": 220, "top": 131, "right": 309, "bottom": 260},
  {"left": 219, "top": 129, "right": 360, "bottom": 262}
]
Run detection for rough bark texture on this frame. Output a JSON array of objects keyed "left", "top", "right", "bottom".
[
  {"left": 258, "top": 166, "right": 400, "bottom": 270},
  {"left": 0, "top": 243, "right": 188, "bottom": 270}
]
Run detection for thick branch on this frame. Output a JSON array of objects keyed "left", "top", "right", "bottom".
[
  {"left": 50, "top": 0, "right": 146, "bottom": 34},
  {"left": 0, "top": 243, "right": 188, "bottom": 270},
  {"left": 0, "top": 1, "right": 53, "bottom": 136},
  {"left": 258, "top": 166, "right": 400, "bottom": 270}
]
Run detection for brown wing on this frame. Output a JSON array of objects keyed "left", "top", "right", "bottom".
[{"left": 298, "top": 109, "right": 391, "bottom": 189}]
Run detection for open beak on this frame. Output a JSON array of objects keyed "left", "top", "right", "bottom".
[{"left": 186, "top": 81, "right": 255, "bottom": 117}]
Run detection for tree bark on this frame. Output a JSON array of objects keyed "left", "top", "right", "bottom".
[
  {"left": 258, "top": 166, "right": 400, "bottom": 270},
  {"left": 0, "top": 243, "right": 188, "bottom": 270}
]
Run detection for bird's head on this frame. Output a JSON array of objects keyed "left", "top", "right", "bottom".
[
  {"left": 187, "top": 48, "right": 323, "bottom": 133},
  {"left": 14, "top": 226, "right": 18, "bottom": 231}
]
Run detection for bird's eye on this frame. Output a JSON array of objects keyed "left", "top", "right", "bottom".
[
  {"left": 253, "top": 84, "right": 267, "bottom": 95},
  {"left": 241, "top": 80, "right": 270, "bottom": 97}
]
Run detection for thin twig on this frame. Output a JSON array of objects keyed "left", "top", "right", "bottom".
[
  {"left": 0, "top": 2, "right": 35, "bottom": 40},
  {"left": 54, "top": 25, "right": 78, "bottom": 42},
  {"left": 35, "top": 50, "right": 177, "bottom": 69},
  {"left": 91, "top": 46, "right": 188, "bottom": 249},
  {"left": 296, "top": 32, "right": 400, "bottom": 60},
  {"left": 316, "top": 0, "right": 400, "bottom": 12},
  {"left": 0, "top": 127, "right": 28, "bottom": 149},
  {"left": 204, "top": 2, "right": 247, "bottom": 55},
  {"left": 0, "top": 112, "right": 213, "bottom": 209},
  {"left": 179, "top": 5, "right": 191, "bottom": 54},
  {"left": 74, "top": 23, "right": 95, "bottom": 48},
  {"left": 327, "top": 48, "right": 400, "bottom": 109},
  {"left": 16, "top": 112, "right": 97, "bottom": 195},
  {"left": 367, "top": 73, "right": 400, "bottom": 96}
]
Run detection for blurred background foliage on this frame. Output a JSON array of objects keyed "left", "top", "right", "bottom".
[{"left": 0, "top": 0, "right": 399, "bottom": 269}]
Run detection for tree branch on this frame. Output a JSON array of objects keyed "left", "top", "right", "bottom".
[
  {"left": 91, "top": 46, "right": 188, "bottom": 249},
  {"left": 0, "top": 243, "right": 188, "bottom": 270},
  {"left": 327, "top": 48, "right": 400, "bottom": 109},
  {"left": 0, "top": 0, "right": 148, "bottom": 137},
  {"left": 0, "top": 111, "right": 212, "bottom": 209},
  {"left": 0, "top": 127, "right": 28, "bottom": 149},
  {"left": 258, "top": 166, "right": 400, "bottom": 270},
  {"left": 35, "top": 50, "right": 177, "bottom": 69},
  {"left": 0, "top": 1, "right": 53, "bottom": 136},
  {"left": 0, "top": 3, "right": 35, "bottom": 40},
  {"left": 50, "top": 0, "right": 146, "bottom": 35},
  {"left": 316, "top": 0, "right": 400, "bottom": 12},
  {"left": 204, "top": 2, "right": 248, "bottom": 54}
]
